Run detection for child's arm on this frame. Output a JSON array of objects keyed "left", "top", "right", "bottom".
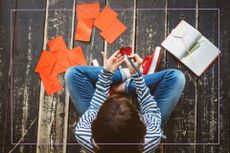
[
  {"left": 75, "top": 51, "right": 124, "bottom": 152},
  {"left": 90, "top": 69, "right": 113, "bottom": 111},
  {"left": 131, "top": 72, "right": 161, "bottom": 120},
  {"left": 125, "top": 53, "right": 162, "bottom": 151}
]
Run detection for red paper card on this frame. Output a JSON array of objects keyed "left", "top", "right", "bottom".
[
  {"left": 120, "top": 47, "right": 132, "bottom": 56},
  {"left": 100, "top": 18, "right": 127, "bottom": 44},
  {"left": 67, "top": 46, "right": 87, "bottom": 66},
  {"left": 48, "top": 36, "right": 68, "bottom": 51},
  {"left": 40, "top": 71, "right": 62, "bottom": 96},
  {"left": 94, "top": 7, "right": 118, "bottom": 31},
  {"left": 35, "top": 50, "right": 57, "bottom": 77},
  {"left": 75, "top": 18, "right": 94, "bottom": 42},
  {"left": 76, "top": 3, "right": 100, "bottom": 19}
]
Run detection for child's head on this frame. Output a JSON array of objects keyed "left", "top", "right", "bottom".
[{"left": 92, "top": 94, "right": 146, "bottom": 153}]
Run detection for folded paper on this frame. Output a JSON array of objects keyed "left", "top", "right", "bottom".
[
  {"left": 35, "top": 50, "right": 57, "bottom": 77},
  {"left": 67, "top": 46, "right": 87, "bottom": 66},
  {"left": 40, "top": 71, "right": 62, "bottom": 96},
  {"left": 35, "top": 35, "right": 89, "bottom": 95},
  {"left": 76, "top": 3, "right": 100, "bottom": 19},
  {"left": 48, "top": 36, "right": 68, "bottom": 51},
  {"left": 100, "top": 18, "right": 127, "bottom": 44},
  {"left": 94, "top": 7, "right": 118, "bottom": 31},
  {"left": 75, "top": 18, "right": 94, "bottom": 42},
  {"left": 51, "top": 49, "right": 70, "bottom": 74}
]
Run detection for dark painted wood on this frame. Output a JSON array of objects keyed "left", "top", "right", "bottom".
[
  {"left": 36, "top": 0, "right": 75, "bottom": 153},
  {"left": 0, "top": 0, "right": 16, "bottom": 152},
  {"left": 136, "top": 0, "right": 167, "bottom": 59},
  {"left": 0, "top": 0, "right": 229, "bottom": 153},
  {"left": 164, "top": 0, "right": 197, "bottom": 153},
  {"left": 196, "top": 0, "right": 218, "bottom": 150},
  {"left": 8, "top": 0, "right": 46, "bottom": 153},
  {"left": 216, "top": 0, "right": 230, "bottom": 152},
  {"left": 197, "top": 0, "right": 230, "bottom": 153}
]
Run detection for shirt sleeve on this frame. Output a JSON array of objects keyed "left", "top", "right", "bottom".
[
  {"left": 75, "top": 69, "right": 113, "bottom": 152},
  {"left": 131, "top": 72, "right": 162, "bottom": 152}
]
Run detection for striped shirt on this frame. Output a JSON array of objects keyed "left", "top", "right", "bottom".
[{"left": 75, "top": 69, "right": 162, "bottom": 153}]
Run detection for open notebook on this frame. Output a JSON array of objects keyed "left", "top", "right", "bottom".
[{"left": 161, "top": 20, "right": 221, "bottom": 76}]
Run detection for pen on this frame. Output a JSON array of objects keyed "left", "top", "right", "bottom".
[{"left": 124, "top": 54, "right": 142, "bottom": 76}]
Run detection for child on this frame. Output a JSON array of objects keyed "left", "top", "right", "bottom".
[{"left": 65, "top": 50, "right": 186, "bottom": 153}]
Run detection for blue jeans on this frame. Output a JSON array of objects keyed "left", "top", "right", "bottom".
[{"left": 65, "top": 66, "right": 185, "bottom": 127}]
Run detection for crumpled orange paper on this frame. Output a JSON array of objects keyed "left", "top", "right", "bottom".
[
  {"left": 100, "top": 18, "right": 127, "bottom": 44},
  {"left": 94, "top": 7, "right": 118, "bottom": 31},
  {"left": 76, "top": 3, "right": 100, "bottom": 19},
  {"left": 75, "top": 18, "right": 94, "bottom": 42}
]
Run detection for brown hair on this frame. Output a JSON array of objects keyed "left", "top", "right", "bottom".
[{"left": 92, "top": 94, "right": 146, "bottom": 153}]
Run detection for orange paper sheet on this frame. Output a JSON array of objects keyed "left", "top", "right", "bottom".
[
  {"left": 75, "top": 19, "right": 94, "bottom": 42},
  {"left": 48, "top": 36, "right": 68, "bottom": 51},
  {"left": 40, "top": 71, "right": 62, "bottom": 96},
  {"left": 100, "top": 18, "right": 127, "bottom": 44},
  {"left": 51, "top": 49, "right": 70, "bottom": 74},
  {"left": 35, "top": 50, "right": 57, "bottom": 77},
  {"left": 76, "top": 3, "right": 100, "bottom": 19},
  {"left": 94, "top": 7, "right": 118, "bottom": 31},
  {"left": 35, "top": 35, "right": 89, "bottom": 96},
  {"left": 67, "top": 46, "right": 87, "bottom": 66},
  {"left": 48, "top": 36, "right": 70, "bottom": 74}
]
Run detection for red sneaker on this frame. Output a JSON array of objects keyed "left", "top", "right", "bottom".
[{"left": 142, "top": 47, "right": 162, "bottom": 75}]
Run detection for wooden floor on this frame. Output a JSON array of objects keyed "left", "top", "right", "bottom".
[{"left": 0, "top": 0, "right": 229, "bottom": 153}]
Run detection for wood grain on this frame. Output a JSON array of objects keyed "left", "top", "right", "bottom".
[
  {"left": 164, "top": 0, "right": 197, "bottom": 153},
  {"left": 0, "top": 0, "right": 229, "bottom": 153},
  {"left": 9, "top": 1, "right": 46, "bottom": 153},
  {"left": 36, "top": 0, "right": 75, "bottom": 153},
  {"left": 0, "top": 0, "right": 16, "bottom": 152}
]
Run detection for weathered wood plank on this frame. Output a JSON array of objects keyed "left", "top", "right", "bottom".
[
  {"left": 197, "top": 0, "right": 229, "bottom": 152},
  {"left": 8, "top": 1, "right": 46, "bottom": 153},
  {"left": 196, "top": 0, "right": 218, "bottom": 150},
  {"left": 135, "top": 0, "right": 167, "bottom": 152},
  {"left": 36, "top": 0, "right": 75, "bottom": 153},
  {"left": 164, "top": 0, "right": 197, "bottom": 153},
  {"left": 0, "top": 0, "right": 16, "bottom": 152},
  {"left": 216, "top": 0, "right": 230, "bottom": 152},
  {"left": 136, "top": 0, "right": 167, "bottom": 59}
]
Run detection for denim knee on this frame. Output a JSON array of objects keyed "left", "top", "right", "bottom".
[
  {"left": 167, "top": 69, "right": 186, "bottom": 91},
  {"left": 65, "top": 66, "right": 81, "bottom": 86}
]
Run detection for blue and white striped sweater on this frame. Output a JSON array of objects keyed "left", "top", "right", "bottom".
[{"left": 75, "top": 69, "right": 162, "bottom": 153}]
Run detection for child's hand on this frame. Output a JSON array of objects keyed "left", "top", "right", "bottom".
[
  {"left": 124, "top": 53, "right": 143, "bottom": 74},
  {"left": 101, "top": 50, "right": 125, "bottom": 72}
]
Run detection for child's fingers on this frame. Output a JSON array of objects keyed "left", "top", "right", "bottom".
[
  {"left": 134, "top": 54, "right": 143, "bottom": 64},
  {"left": 124, "top": 57, "right": 132, "bottom": 68},
  {"left": 116, "top": 53, "right": 122, "bottom": 59},
  {"left": 112, "top": 50, "right": 120, "bottom": 58},
  {"left": 115, "top": 58, "right": 125, "bottom": 67},
  {"left": 117, "top": 55, "right": 124, "bottom": 62},
  {"left": 101, "top": 51, "right": 107, "bottom": 60}
]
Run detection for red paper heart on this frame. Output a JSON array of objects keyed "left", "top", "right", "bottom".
[{"left": 119, "top": 47, "right": 132, "bottom": 56}]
